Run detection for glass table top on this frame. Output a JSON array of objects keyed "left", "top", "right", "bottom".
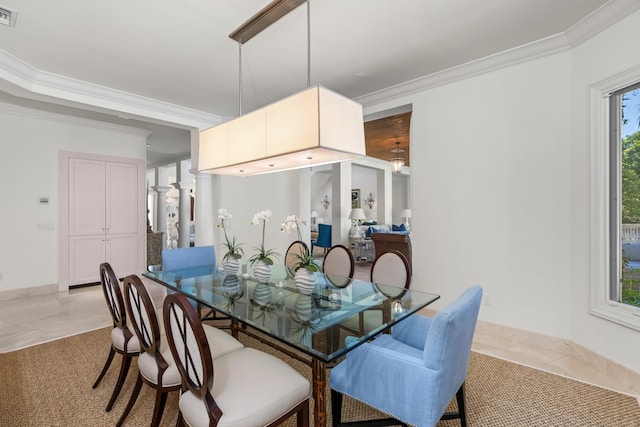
[{"left": 143, "top": 263, "right": 439, "bottom": 363}]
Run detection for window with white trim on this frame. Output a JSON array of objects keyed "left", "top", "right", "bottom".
[
  {"left": 590, "top": 66, "right": 640, "bottom": 331},
  {"left": 610, "top": 83, "right": 640, "bottom": 308}
]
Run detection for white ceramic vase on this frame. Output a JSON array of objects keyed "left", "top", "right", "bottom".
[
  {"left": 253, "top": 260, "right": 273, "bottom": 284},
  {"left": 223, "top": 257, "right": 241, "bottom": 275},
  {"left": 252, "top": 283, "right": 272, "bottom": 306},
  {"left": 222, "top": 275, "right": 241, "bottom": 297},
  {"left": 294, "top": 294, "right": 313, "bottom": 322},
  {"left": 294, "top": 268, "right": 316, "bottom": 295}
]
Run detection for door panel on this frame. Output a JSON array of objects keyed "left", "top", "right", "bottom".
[
  {"left": 69, "top": 158, "right": 105, "bottom": 236},
  {"left": 106, "top": 162, "right": 139, "bottom": 235},
  {"left": 69, "top": 235, "right": 105, "bottom": 285},
  {"left": 106, "top": 233, "right": 139, "bottom": 277}
]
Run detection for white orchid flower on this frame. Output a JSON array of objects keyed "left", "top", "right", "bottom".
[{"left": 218, "top": 208, "right": 232, "bottom": 220}]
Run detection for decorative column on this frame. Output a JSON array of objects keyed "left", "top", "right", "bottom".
[
  {"left": 175, "top": 181, "right": 194, "bottom": 248},
  {"left": 194, "top": 172, "right": 214, "bottom": 247},
  {"left": 152, "top": 185, "right": 172, "bottom": 248}
]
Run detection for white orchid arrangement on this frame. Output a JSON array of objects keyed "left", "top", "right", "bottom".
[
  {"left": 280, "top": 214, "right": 306, "bottom": 242},
  {"left": 249, "top": 210, "right": 280, "bottom": 265},
  {"left": 217, "top": 208, "right": 244, "bottom": 262}
]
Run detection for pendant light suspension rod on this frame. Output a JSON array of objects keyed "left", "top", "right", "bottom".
[
  {"left": 307, "top": 0, "right": 311, "bottom": 89},
  {"left": 238, "top": 41, "right": 243, "bottom": 116}
]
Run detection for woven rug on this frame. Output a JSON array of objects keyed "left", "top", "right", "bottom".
[{"left": 0, "top": 326, "right": 638, "bottom": 426}]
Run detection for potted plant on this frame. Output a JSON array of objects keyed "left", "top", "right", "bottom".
[
  {"left": 290, "top": 294, "right": 317, "bottom": 344},
  {"left": 292, "top": 250, "right": 319, "bottom": 294},
  {"left": 249, "top": 210, "right": 280, "bottom": 283},
  {"left": 280, "top": 214, "right": 306, "bottom": 242},
  {"left": 218, "top": 208, "right": 244, "bottom": 274}
]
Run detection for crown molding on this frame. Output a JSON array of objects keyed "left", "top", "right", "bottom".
[
  {"left": 0, "top": 49, "right": 222, "bottom": 130},
  {"left": 356, "top": 0, "right": 640, "bottom": 109},
  {"left": 0, "top": 101, "right": 152, "bottom": 137},
  {"left": 564, "top": 0, "right": 640, "bottom": 47},
  {"left": 356, "top": 33, "right": 569, "bottom": 107}
]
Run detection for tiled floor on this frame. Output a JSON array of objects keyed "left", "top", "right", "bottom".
[{"left": 1, "top": 267, "right": 638, "bottom": 398}]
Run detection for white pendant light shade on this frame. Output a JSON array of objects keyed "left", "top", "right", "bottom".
[{"left": 198, "top": 85, "right": 366, "bottom": 176}]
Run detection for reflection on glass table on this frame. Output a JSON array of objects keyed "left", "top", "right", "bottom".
[{"left": 144, "top": 262, "right": 439, "bottom": 427}]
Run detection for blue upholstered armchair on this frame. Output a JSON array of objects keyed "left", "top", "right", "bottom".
[
  {"left": 311, "top": 223, "right": 332, "bottom": 255},
  {"left": 330, "top": 285, "right": 483, "bottom": 427}
]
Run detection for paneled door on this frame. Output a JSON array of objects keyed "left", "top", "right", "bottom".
[{"left": 66, "top": 155, "right": 141, "bottom": 286}]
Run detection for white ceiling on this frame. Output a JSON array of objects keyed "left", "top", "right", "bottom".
[{"left": 0, "top": 0, "right": 635, "bottom": 166}]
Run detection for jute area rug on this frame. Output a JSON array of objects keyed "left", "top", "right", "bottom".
[{"left": 1, "top": 326, "right": 639, "bottom": 427}]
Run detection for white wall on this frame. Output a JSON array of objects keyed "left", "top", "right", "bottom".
[
  {"left": 352, "top": 165, "right": 378, "bottom": 220},
  {"left": 210, "top": 170, "right": 309, "bottom": 265},
  {"left": 358, "top": 9, "right": 640, "bottom": 373},
  {"left": 0, "top": 103, "right": 147, "bottom": 292},
  {"left": 410, "top": 51, "right": 573, "bottom": 335}
]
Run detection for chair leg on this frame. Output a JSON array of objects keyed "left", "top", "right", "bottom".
[
  {"left": 151, "top": 389, "right": 170, "bottom": 427},
  {"left": 331, "top": 389, "right": 343, "bottom": 427},
  {"left": 106, "top": 352, "right": 134, "bottom": 412},
  {"left": 176, "top": 411, "right": 184, "bottom": 427},
  {"left": 116, "top": 374, "right": 143, "bottom": 427},
  {"left": 296, "top": 401, "right": 309, "bottom": 427},
  {"left": 456, "top": 383, "right": 467, "bottom": 427},
  {"left": 440, "top": 383, "right": 467, "bottom": 427},
  {"left": 93, "top": 347, "right": 116, "bottom": 388}
]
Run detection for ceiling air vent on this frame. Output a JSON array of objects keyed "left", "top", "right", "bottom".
[{"left": 0, "top": 6, "right": 17, "bottom": 27}]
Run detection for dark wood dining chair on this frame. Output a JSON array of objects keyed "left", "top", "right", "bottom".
[
  {"left": 163, "top": 292, "right": 311, "bottom": 427},
  {"left": 341, "top": 250, "right": 412, "bottom": 335},
  {"left": 322, "top": 244, "right": 355, "bottom": 288},
  {"left": 92, "top": 263, "right": 141, "bottom": 412},
  {"left": 285, "top": 240, "right": 310, "bottom": 278},
  {"left": 117, "top": 274, "right": 181, "bottom": 427}
]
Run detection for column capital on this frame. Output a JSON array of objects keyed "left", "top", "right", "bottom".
[
  {"left": 175, "top": 181, "right": 194, "bottom": 191},
  {"left": 151, "top": 185, "right": 173, "bottom": 193}
]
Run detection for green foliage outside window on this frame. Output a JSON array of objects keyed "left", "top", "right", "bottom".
[{"left": 622, "top": 131, "right": 640, "bottom": 223}]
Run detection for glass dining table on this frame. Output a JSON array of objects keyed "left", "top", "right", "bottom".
[{"left": 143, "top": 262, "right": 439, "bottom": 427}]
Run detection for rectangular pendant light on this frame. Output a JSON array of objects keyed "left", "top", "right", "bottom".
[{"left": 198, "top": 85, "right": 366, "bottom": 176}]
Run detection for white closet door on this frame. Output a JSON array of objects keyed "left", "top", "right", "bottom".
[{"left": 67, "top": 156, "right": 140, "bottom": 285}]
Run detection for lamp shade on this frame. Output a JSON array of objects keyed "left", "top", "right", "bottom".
[
  {"left": 310, "top": 211, "right": 318, "bottom": 218},
  {"left": 349, "top": 208, "right": 367, "bottom": 221},
  {"left": 400, "top": 209, "right": 412, "bottom": 218},
  {"left": 198, "top": 85, "right": 366, "bottom": 176}
]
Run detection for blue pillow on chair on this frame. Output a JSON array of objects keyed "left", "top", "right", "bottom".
[{"left": 392, "top": 224, "right": 406, "bottom": 232}]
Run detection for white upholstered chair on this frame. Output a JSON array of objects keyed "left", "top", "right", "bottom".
[
  {"left": 370, "top": 249, "right": 411, "bottom": 291},
  {"left": 118, "top": 275, "right": 244, "bottom": 426},
  {"left": 341, "top": 250, "right": 412, "bottom": 335},
  {"left": 322, "top": 244, "right": 355, "bottom": 288},
  {"left": 93, "top": 263, "right": 141, "bottom": 412},
  {"left": 163, "top": 292, "right": 310, "bottom": 427}
]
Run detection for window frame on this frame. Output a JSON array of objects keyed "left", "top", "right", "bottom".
[{"left": 590, "top": 65, "right": 640, "bottom": 331}]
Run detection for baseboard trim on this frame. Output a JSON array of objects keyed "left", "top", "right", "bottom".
[
  {"left": 474, "top": 318, "right": 640, "bottom": 395},
  {"left": 0, "top": 283, "right": 58, "bottom": 302}
]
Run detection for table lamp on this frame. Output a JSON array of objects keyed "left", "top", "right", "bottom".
[
  {"left": 349, "top": 208, "right": 367, "bottom": 237},
  {"left": 400, "top": 208, "right": 412, "bottom": 232}
]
